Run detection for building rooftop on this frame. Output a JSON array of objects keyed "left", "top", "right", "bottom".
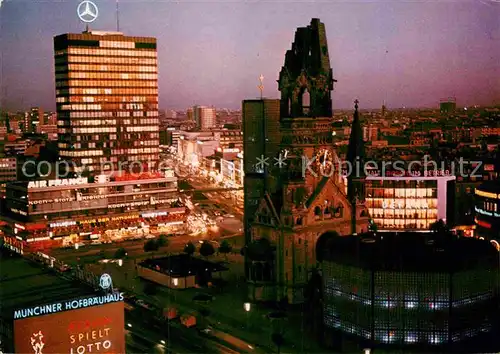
[
  {"left": 321, "top": 232, "right": 499, "bottom": 272},
  {"left": 138, "top": 254, "right": 228, "bottom": 277},
  {"left": 0, "top": 250, "right": 96, "bottom": 319}
]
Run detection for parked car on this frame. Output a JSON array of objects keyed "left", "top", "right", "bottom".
[
  {"left": 163, "top": 307, "right": 178, "bottom": 320},
  {"left": 58, "top": 264, "right": 72, "bottom": 272},
  {"left": 180, "top": 314, "right": 196, "bottom": 328}
]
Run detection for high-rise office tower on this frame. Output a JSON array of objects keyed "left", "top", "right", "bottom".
[
  {"left": 193, "top": 105, "right": 216, "bottom": 130},
  {"left": 440, "top": 97, "right": 457, "bottom": 114},
  {"left": 54, "top": 31, "right": 160, "bottom": 174},
  {"left": 25, "top": 107, "right": 42, "bottom": 133}
]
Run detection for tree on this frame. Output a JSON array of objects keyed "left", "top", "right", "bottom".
[
  {"left": 198, "top": 307, "right": 211, "bottom": 327},
  {"left": 184, "top": 241, "right": 196, "bottom": 256},
  {"left": 271, "top": 332, "right": 285, "bottom": 354},
  {"left": 114, "top": 248, "right": 127, "bottom": 259},
  {"left": 368, "top": 219, "right": 378, "bottom": 233},
  {"left": 5, "top": 115, "right": 11, "bottom": 133},
  {"left": 157, "top": 234, "right": 169, "bottom": 247},
  {"left": 430, "top": 219, "right": 450, "bottom": 234},
  {"left": 144, "top": 239, "right": 159, "bottom": 253},
  {"left": 199, "top": 241, "right": 215, "bottom": 258},
  {"left": 247, "top": 238, "right": 274, "bottom": 261},
  {"left": 218, "top": 240, "right": 232, "bottom": 260}
]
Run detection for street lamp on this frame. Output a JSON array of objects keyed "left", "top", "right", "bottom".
[{"left": 244, "top": 302, "right": 251, "bottom": 330}]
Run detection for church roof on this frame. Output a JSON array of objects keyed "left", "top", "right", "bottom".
[
  {"left": 346, "top": 100, "right": 366, "bottom": 166},
  {"left": 305, "top": 176, "right": 329, "bottom": 209}
]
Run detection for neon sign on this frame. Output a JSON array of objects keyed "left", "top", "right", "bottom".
[
  {"left": 475, "top": 189, "right": 498, "bottom": 199},
  {"left": 28, "top": 178, "right": 88, "bottom": 189},
  {"left": 14, "top": 293, "right": 124, "bottom": 320}
]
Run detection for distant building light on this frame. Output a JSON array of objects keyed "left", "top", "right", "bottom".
[{"left": 173, "top": 278, "right": 179, "bottom": 286}]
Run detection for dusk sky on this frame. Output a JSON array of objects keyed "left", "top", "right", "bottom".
[{"left": 1, "top": 0, "right": 499, "bottom": 111}]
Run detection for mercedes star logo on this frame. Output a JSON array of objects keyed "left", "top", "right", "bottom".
[{"left": 77, "top": 0, "right": 99, "bottom": 23}]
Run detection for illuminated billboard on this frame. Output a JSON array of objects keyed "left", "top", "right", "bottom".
[{"left": 14, "top": 295, "right": 124, "bottom": 354}]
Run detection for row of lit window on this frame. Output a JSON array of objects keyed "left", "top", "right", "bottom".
[
  {"left": 369, "top": 209, "right": 438, "bottom": 217},
  {"left": 56, "top": 72, "right": 158, "bottom": 80},
  {"left": 325, "top": 286, "right": 493, "bottom": 309},
  {"left": 57, "top": 96, "right": 155, "bottom": 104},
  {"left": 66, "top": 48, "right": 157, "bottom": 57},
  {"left": 367, "top": 181, "right": 438, "bottom": 188},
  {"left": 324, "top": 304, "right": 451, "bottom": 328},
  {"left": 372, "top": 219, "right": 436, "bottom": 229},
  {"left": 70, "top": 126, "right": 157, "bottom": 134},
  {"left": 72, "top": 127, "right": 117, "bottom": 133},
  {"left": 67, "top": 111, "right": 158, "bottom": 118},
  {"left": 99, "top": 41, "right": 137, "bottom": 49},
  {"left": 53, "top": 155, "right": 158, "bottom": 165},
  {"left": 60, "top": 150, "right": 104, "bottom": 157},
  {"left": 68, "top": 133, "right": 159, "bottom": 141},
  {"left": 367, "top": 188, "right": 437, "bottom": 198},
  {"left": 70, "top": 118, "right": 158, "bottom": 126},
  {"left": 60, "top": 64, "right": 157, "bottom": 73},
  {"left": 57, "top": 80, "right": 157, "bottom": 88},
  {"left": 483, "top": 201, "right": 498, "bottom": 212},
  {"left": 57, "top": 88, "right": 158, "bottom": 95},
  {"left": 75, "top": 154, "right": 159, "bottom": 165},
  {"left": 59, "top": 139, "right": 158, "bottom": 149},
  {"left": 113, "top": 148, "right": 159, "bottom": 154},
  {"left": 326, "top": 315, "right": 491, "bottom": 344},
  {"left": 60, "top": 104, "right": 103, "bottom": 110},
  {"left": 59, "top": 104, "right": 158, "bottom": 111},
  {"left": 324, "top": 315, "right": 451, "bottom": 344},
  {"left": 367, "top": 200, "right": 438, "bottom": 209},
  {"left": 126, "top": 126, "right": 159, "bottom": 132},
  {"left": 58, "top": 55, "right": 157, "bottom": 65}
]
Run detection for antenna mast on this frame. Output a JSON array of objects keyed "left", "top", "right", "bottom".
[
  {"left": 116, "top": 0, "right": 120, "bottom": 31},
  {"left": 258, "top": 74, "right": 264, "bottom": 99}
]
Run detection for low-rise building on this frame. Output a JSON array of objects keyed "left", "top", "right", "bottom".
[
  {"left": 1, "top": 172, "right": 187, "bottom": 253},
  {"left": 0, "top": 157, "right": 17, "bottom": 197}
]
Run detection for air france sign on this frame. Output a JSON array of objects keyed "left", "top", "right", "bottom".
[
  {"left": 14, "top": 292, "right": 124, "bottom": 320},
  {"left": 28, "top": 178, "right": 88, "bottom": 189}
]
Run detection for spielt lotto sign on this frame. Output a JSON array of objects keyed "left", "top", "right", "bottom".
[{"left": 28, "top": 178, "right": 88, "bottom": 189}]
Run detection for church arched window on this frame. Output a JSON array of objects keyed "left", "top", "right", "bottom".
[
  {"left": 314, "top": 206, "right": 322, "bottom": 219},
  {"left": 302, "top": 89, "right": 310, "bottom": 116}
]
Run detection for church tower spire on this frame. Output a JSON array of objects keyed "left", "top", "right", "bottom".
[{"left": 347, "top": 99, "right": 366, "bottom": 235}]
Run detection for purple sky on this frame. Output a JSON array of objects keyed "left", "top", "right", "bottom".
[{"left": 1, "top": 0, "right": 499, "bottom": 111}]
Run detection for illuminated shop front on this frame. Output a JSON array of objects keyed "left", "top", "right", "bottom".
[
  {"left": 321, "top": 233, "right": 499, "bottom": 352},
  {"left": 474, "top": 183, "right": 500, "bottom": 248},
  {"left": 366, "top": 175, "right": 455, "bottom": 231},
  {"left": 1, "top": 173, "right": 187, "bottom": 252}
]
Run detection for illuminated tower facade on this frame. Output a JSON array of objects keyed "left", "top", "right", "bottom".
[
  {"left": 54, "top": 31, "right": 159, "bottom": 174},
  {"left": 246, "top": 19, "right": 369, "bottom": 304}
]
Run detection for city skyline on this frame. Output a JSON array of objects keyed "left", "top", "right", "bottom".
[{"left": 1, "top": 0, "right": 499, "bottom": 111}]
